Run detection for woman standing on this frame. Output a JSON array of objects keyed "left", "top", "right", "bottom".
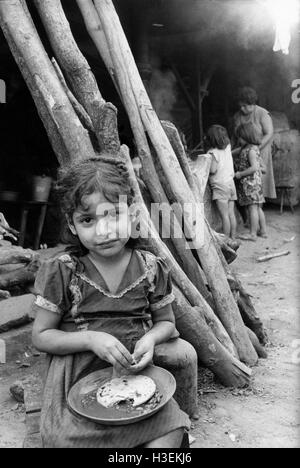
[{"left": 233, "top": 87, "right": 276, "bottom": 200}]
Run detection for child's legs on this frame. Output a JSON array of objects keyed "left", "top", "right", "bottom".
[
  {"left": 248, "top": 204, "right": 259, "bottom": 237},
  {"left": 143, "top": 428, "right": 184, "bottom": 448},
  {"left": 216, "top": 200, "right": 231, "bottom": 237},
  {"left": 228, "top": 201, "right": 237, "bottom": 239},
  {"left": 258, "top": 204, "right": 267, "bottom": 235}
]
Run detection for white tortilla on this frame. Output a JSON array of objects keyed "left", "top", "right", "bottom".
[{"left": 96, "top": 374, "right": 156, "bottom": 408}]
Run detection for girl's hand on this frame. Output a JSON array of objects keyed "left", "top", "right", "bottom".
[
  {"left": 235, "top": 171, "right": 242, "bottom": 180},
  {"left": 89, "top": 332, "right": 134, "bottom": 370},
  {"left": 130, "top": 335, "right": 155, "bottom": 372}
]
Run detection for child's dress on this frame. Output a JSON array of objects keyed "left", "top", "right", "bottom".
[
  {"left": 234, "top": 145, "right": 265, "bottom": 206},
  {"left": 33, "top": 249, "right": 190, "bottom": 448}
]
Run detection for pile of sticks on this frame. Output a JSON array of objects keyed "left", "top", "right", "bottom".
[
  {"left": 0, "top": 244, "right": 38, "bottom": 300},
  {"left": 0, "top": 0, "right": 268, "bottom": 387}
]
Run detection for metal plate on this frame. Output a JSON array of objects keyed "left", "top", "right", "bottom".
[{"left": 67, "top": 365, "right": 176, "bottom": 426}]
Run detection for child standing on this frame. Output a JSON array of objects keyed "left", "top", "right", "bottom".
[
  {"left": 234, "top": 122, "right": 267, "bottom": 241},
  {"left": 207, "top": 125, "right": 237, "bottom": 239},
  {"left": 32, "top": 156, "right": 190, "bottom": 448}
]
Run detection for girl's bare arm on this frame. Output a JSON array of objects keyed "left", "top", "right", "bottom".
[
  {"left": 32, "top": 310, "right": 133, "bottom": 368},
  {"left": 236, "top": 149, "right": 259, "bottom": 178},
  {"left": 131, "top": 308, "right": 176, "bottom": 371},
  {"left": 142, "top": 320, "right": 175, "bottom": 347},
  {"left": 260, "top": 113, "right": 274, "bottom": 150},
  {"left": 210, "top": 158, "right": 218, "bottom": 175},
  {"left": 232, "top": 146, "right": 242, "bottom": 157}
]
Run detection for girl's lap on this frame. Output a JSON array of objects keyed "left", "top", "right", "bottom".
[{"left": 41, "top": 397, "right": 189, "bottom": 448}]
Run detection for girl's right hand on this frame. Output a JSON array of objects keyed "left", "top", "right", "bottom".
[{"left": 89, "top": 332, "right": 134, "bottom": 369}]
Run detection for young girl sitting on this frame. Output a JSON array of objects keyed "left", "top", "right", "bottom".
[
  {"left": 32, "top": 156, "right": 190, "bottom": 448},
  {"left": 207, "top": 125, "right": 237, "bottom": 239},
  {"left": 234, "top": 122, "right": 267, "bottom": 241}
]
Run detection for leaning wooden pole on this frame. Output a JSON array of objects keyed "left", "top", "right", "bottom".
[
  {"left": 76, "top": 0, "right": 212, "bottom": 303},
  {"left": 89, "top": 0, "right": 258, "bottom": 366},
  {"left": 122, "top": 145, "right": 237, "bottom": 358},
  {"left": 0, "top": 0, "right": 95, "bottom": 167},
  {"left": 173, "top": 287, "right": 252, "bottom": 388},
  {"left": 32, "top": 0, "right": 120, "bottom": 155},
  {"left": 123, "top": 146, "right": 254, "bottom": 387}
]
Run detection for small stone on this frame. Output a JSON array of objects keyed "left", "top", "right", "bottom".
[{"left": 10, "top": 381, "right": 25, "bottom": 403}]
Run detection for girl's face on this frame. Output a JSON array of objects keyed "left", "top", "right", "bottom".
[
  {"left": 239, "top": 102, "right": 255, "bottom": 116},
  {"left": 70, "top": 191, "right": 134, "bottom": 258}
]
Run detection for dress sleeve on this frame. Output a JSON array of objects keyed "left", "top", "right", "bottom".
[
  {"left": 32, "top": 257, "right": 72, "bottom": 316},
  {"left": 148, "top": 257, "right": 175, "bottom": 323}
]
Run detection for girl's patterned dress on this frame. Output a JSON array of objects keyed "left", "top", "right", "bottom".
[
  {"left": 234, "top": 105, "right": 276, "bottom": 199},
  {"left": 234, "top": 145, "right": 265, "bottom": 206},
  {"left": 33, "top": 249, "right": 190, "bottom": 448}
]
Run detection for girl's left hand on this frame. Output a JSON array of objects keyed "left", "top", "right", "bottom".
[
  {"left": 130, "top": 335, "right": 155, "bottom": 372},
  {"left": 235, "top": 171, "right": 242, "bottom": 180}
]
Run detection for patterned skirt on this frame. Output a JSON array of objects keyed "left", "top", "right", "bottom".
[{"left": 236, "top": 173, "right": 265, "bottom": 206}]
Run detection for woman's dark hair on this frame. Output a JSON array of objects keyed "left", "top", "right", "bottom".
[
  {"left": 238, "top": 87, "right": 258, "bottom": 105},
  {"left": 205, "top": 125, "right": 230, "bottom": 150},
  {"left": 56, "top": 154, "right": 136, "bottom": 256},
  {"left": 236, "top": 122, "right": 262, "bottom": 146}
]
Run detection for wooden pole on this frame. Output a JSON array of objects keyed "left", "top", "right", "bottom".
[
  {"left": 77, "top": 0, "right": 212, "bottom": 303},
  {"left": 173, "top": 287, "right": 252, "bottom": 388},
  {"left": 93, "top": 0, "right": 204, "bottom": 246},
  {"left": 33, "top": 0, "right": 120, "bottom": 155},
  {"left": 122, "top": 145, "right": 237, "bottom": 358},
  {"left": 0, "top": 0, "right": 95, "bottom": 167},
  {"left": 92, "top": 0, "right": 258, "bottom": 366}
]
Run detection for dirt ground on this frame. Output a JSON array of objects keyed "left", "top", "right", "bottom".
[{"left": 0, "top": 206, "right": 299, "bottom": 448}]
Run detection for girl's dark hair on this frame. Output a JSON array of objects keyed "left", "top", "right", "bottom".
[
  {"left": 236, "top": 122, "right": 262, "bottom": 146},
  {"left": 238, "top": 87, "right": 258, "bottom": 105},
  {"left": 206, "top": 125, "right": 230, "bottom": 150},
  {"left": 56, "top": 154, "right": 135, "bottom": 256}
]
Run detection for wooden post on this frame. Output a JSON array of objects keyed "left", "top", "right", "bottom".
[
  {"left": 89, "top": 0, "right": 258, "bottom": 366},
  {"left": 122, "top": 145, "right": 237, "bottom": 358},
  {"left": 173, "top": 287, "right": 252, "bottom": 388},
  {"left": 196, "top": 56, "right": 204, "bottom": 145},
  {"left": 33, "top": 0, "right": 120, "bottom": 155},
  {"left": 0, "top": 0, "right": 95, "bottom": 167}
]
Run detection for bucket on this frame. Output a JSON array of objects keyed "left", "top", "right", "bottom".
[{"left": 32, "top": 176, "right": 52, "bottom": 202}]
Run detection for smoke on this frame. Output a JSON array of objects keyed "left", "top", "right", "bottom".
[
  {"left": 147, "top": 1, "right": 300, "bottom": 130},
  {"left": 148, "top": 66, "right": 178, "bottom": 122}
]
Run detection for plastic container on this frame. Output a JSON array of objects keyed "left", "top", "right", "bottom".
[{"left": 32, "top": 176, "right": 52, "bottom": 202}]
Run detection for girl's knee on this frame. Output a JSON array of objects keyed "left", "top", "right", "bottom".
[{"left": 144, "top": 428, "right": 185, "bottom": 448}]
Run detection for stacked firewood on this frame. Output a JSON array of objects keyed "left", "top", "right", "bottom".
[
  {"left": 0, "top": 215, "right": 40, "bottom": 300},
  {"left": 0, "top": 0, "right": 268, "bottom": 388}
]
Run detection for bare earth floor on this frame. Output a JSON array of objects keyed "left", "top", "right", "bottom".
[
  {"left": 0, "top": 206, "right": 299, "bottom": 448},
  {"left": 192, "top": 205, "right": 300, "bottom": 448}
]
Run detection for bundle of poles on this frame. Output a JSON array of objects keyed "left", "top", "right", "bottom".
[{"left": 0, "top": 0, "right": 268, "bottom": 388}]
